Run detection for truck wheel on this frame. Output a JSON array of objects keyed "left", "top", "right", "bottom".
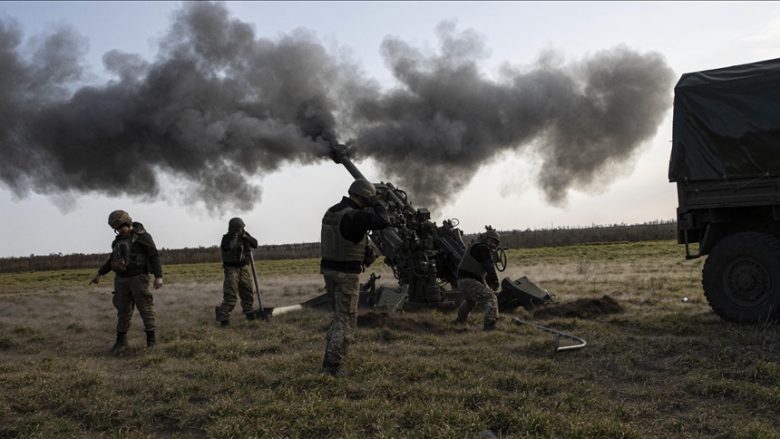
[{"left": 702, "top": 232, "right": 780, "bottom": 322}]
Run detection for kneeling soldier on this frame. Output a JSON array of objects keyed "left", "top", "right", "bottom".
[{"left": 456, "top": 227, "right": 501, "bottom": 331}]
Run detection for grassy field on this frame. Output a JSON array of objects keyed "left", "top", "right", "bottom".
[{"left": 1, "top": 240, "right": 779, "bottom": 438}]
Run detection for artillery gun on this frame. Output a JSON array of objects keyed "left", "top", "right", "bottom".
[{"left": 327, "top": 143, "right": 551, "bottom": 313}]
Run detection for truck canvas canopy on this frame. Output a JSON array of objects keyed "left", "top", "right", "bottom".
[{"left": 670, "top": 57, "right": 780, "bottom": 182}]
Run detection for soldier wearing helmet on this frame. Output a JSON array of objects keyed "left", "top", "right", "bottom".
[
  {"left": 455, "top": 226, "right": 501, "bottom": 331},
  {"left": 319, "top": 178, "right": 390, "bottom": 377},
  {"left": 90, "top": 210, "right": 164, "bottom": 350},
  {"left": 214, "top": 217, "right": 258, "bottom": 327}
]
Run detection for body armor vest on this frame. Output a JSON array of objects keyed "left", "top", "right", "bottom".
[
  {"left": 458, "top": 242, "right": 488, "bottom": 281},
  {"left": 321, "top": 206, "right": 366, "bottom": 262},
  {"left": 110, "top": 233, "right": 144, "bottom": 273},
  {"left": 221, "top": 233, "right": 245, "bottom": 265}
]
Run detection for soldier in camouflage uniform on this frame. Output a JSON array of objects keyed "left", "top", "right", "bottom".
[
  {"left": 215, "top": 217, "right": 259, "bottom": 327},
  {"left": 456, "top": 228, "right": 501, "bottom": 331},
  {"left": 320, "top": 179, "right": 390, "bottom": 377},
  {"left": 90, "top": 210, "right": 164, "bottom": 350}
]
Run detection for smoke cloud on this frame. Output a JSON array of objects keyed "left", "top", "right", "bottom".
[
  {"left": 0, "top": 2, "right": 674, "bottom": 211},
  {"left": 352, "top": 22, "right": 674, "bottom": 207}
]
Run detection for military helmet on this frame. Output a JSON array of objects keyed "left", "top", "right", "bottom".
[
  {"left": 348, "top": 179, "right": 376, "bottom": 201},
  {"left": 228, "top": 217, "right": 245, "bottom": 232},
  {"left": 108, "top": 210, "right": 132, "bottom": 229},
  {"left": 481, "top": 226, "right": 500, "bottom": 244}
]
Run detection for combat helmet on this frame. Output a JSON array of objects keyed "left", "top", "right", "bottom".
[
  {"left": 108, "top": 210, "right": 132, "bottom": 229},
  {"left": 481, "top": 226, "right": 501, "bottom": 245},
  {"left": 348, "top": 179, "right": 377, "bottom": 203},
  {"left": 228, "top": 217, "right": 245, "bottom": 232}
]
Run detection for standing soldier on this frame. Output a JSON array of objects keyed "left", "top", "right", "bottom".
[
  {"left": 455, "top": 227, "right": 501, "bottom": 331},
  {"left": 320, "top": 179, "right": 390, "bottom": 377},
  {"left": 90, "top": 210, "right": 164, "bottom": 350},
  {"left": 215, "top": 217, "right": 258, "bottom": 327}
]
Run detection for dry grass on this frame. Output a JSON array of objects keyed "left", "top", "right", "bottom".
[{"left": 1, "top": 240, "right": 779, "bottom": 438}]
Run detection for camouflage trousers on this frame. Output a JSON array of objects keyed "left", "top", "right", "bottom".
[
  {"left": 113, "top": 274, "right": 155, "bottom": 332},
  {"left": 456, "top": 278, "right": 498, "bottom": 326},
  {"left": 217, "top": 265, "right": 255, "bottom": 321},
  {"left": 322, "top": 270, "right": 360, "bottom": 368}
]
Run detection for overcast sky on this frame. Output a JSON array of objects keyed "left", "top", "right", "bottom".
[{"left": 1, "top": 1, "right": 779, "bottom": 258}]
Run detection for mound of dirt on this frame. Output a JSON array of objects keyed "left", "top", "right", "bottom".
[
  {"left": 531, "top": 295, "right": 623, "bottom": 319},
  {"left": 357, "top": 312, "right": 450, "bottom": 335}
]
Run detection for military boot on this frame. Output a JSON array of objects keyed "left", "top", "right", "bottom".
[
  {"left": 245, "top": 311, "right": 256, "bottom": 321},
  {"left": 146, "top": 331, "right": 156, "bottom": 348},
  {"left": 220, "top": 320, "right": 230, "bottom": 328},
  {"left": 111, "top": 332, "right": 128, "bottom": 351},
  {"left": 321, "top": 356, "right": 347, "bottom": 377},
  {"left": 321, "top": 363, "right": 347, "bottom": 378},
  {"left": 483, "top": 321, "right": 497, "bottom": 332}
]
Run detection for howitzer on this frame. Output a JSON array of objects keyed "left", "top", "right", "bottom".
[
  {"left": 330, "top": 144, "right": 466, "bottom": 310},
  {"left": 328, "top": 144, "right": 551, "bottom": 313}
]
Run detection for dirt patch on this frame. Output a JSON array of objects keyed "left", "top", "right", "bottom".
[
  {"left": 357, "top": 312, "right": 450, "bottom": 335},
  {"left": 532, "top": 295, "right": 623, "bottom": 319}
]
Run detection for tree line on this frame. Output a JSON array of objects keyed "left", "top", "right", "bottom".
[{"left": 0, "top": 220, "right": 676, "bottom": 273}]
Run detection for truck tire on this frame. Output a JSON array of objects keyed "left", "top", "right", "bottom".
[{"left": 702, "top": 232, "right": 780, "bottom": 322}]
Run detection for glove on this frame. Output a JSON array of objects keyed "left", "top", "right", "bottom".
[
  {"left": 363, "top": 241, "right": 379, "bottom": 268},
  {"left": 361, "top": 194, "right": 379, "bottom": 207},
  {"left": 89, "top": 272, "right": 101, "bottom": 285}
]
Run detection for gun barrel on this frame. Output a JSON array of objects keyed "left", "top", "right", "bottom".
[{"left": 329, "top": 144, "right": 366, "bottom": 180}]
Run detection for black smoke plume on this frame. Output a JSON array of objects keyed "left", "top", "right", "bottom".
[
  {"left": 0, "top": 3, "right": 674, "bottom": 211},
  {"left": 352, "top": 22, "right": 674, "bottom": 207}
]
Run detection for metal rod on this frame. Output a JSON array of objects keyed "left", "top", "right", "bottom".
[
  {"left": 511, "top": 316, "right": 587, "bottom": 352},
  {"left": 248, "top": 249, "right": 267, "bottom": 319}
]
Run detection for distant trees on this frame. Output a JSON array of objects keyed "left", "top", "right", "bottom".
[
  {"left": 464, "top": 220, "right": 677, "bottom": 248},
  {"left": 0, "top": 220, "right": 677, "bottom": 273}
]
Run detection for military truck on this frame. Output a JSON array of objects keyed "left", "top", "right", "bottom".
[{"left": 670, "top": 58, "right": 780, "bottom": 322}]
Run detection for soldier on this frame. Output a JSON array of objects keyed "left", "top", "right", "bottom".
[
  {"left": 90, "top": 210, "right": 164, "bottom": 350},
  {"left": 215, "top": 217, "right": 259, "bottom": 327},
  {"left": 455, "top": 227, "right": 501, "bottom": 331},
  {"left": 320, "top": 179, "right": 390, "bottom": 377}
]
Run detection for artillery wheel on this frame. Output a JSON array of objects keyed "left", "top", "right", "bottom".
[
  {"left": 494, "top": 248, "right": 508, "bottom": 272},
  {"left": 702, "top": 232, "right": 780, "bottom": 322}
]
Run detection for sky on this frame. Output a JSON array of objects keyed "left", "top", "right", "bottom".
[{"left": 1, "top": 1, "right": 780, "bottom": 258}]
